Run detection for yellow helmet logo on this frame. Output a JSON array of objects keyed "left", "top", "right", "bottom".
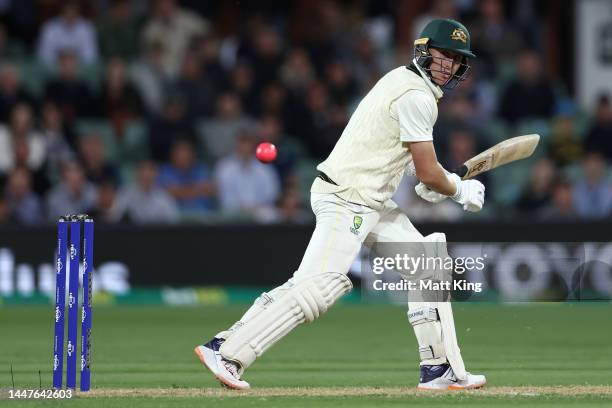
[{"left": 451, "top": 28, "right": 467, "bottom": 43}]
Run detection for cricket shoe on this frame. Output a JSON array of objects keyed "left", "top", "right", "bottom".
[
  {"left": 417, "top": 363, "right": 486, "bottom": 390},
  {"left": 195, "top": 338, "right": 250, "bottom": 390}
]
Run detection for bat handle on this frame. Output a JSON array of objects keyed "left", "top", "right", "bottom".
[{"left": 452, "top": 165, "right": 469, "bottom": 179}]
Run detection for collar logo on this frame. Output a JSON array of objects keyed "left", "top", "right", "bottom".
[{"left": 451, "top": 28, "right": 467, "bottom": 43}]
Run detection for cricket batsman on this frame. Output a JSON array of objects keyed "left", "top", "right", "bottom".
[{"left": 196, "top": 19, "right": 487, "bottom": 391}]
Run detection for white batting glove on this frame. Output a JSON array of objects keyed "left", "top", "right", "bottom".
[
  {"left": 448, "top": 173, "right": 485, "bottom": 212},
  {"left": 415, "top": 182, "right": 448, "bottom": 203}
]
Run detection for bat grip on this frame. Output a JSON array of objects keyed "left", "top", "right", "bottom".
[{"left": 452, "top": 165, "right": 469, "bottom": 179}]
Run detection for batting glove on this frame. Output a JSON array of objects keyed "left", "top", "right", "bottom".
[{"left": 448, "top": 173, "right": 485, "bottom": 212}]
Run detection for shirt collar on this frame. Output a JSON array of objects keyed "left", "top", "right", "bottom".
[{"left": 411, "top": 58, "right": 444, "bottom": 100}]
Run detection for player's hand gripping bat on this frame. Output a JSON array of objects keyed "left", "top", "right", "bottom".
[{"left": 411, "top": 134, "right": 540, "bottom": 205}]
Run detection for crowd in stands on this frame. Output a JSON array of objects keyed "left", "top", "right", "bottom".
[{"left": 0, "top": 0, "right": 609, "bottom": 225}]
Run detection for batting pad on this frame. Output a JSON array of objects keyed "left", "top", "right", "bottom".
[
  {"left": 437, "top": 301, "right": 467, "bottom": 380},
  {"left": 408, "top": 305, "right": 446, "bottom": 363},
  {"left": 407, "top": 232, "right": 467, "bottom": 381},
  {"left": 219, "top": 272, "right": 352, "bottom": 369},
  {"left": 407, "top": 302, "right": 466, "bottom": 380}
]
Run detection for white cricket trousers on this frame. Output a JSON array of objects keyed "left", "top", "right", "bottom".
[
  {"left": 294, "top": 192, "right": 424, "bottom": 279},
  {"left": 217, "top": 192, "right": 448, "bottom": 369}
]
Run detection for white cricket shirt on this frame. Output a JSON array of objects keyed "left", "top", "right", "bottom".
[{"left": 311, "top": 62, "right": 443, "bottom": 210}]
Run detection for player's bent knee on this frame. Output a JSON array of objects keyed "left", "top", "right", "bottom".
[{"left": 219, "top": 273, "right": 352, "bottom": 369}]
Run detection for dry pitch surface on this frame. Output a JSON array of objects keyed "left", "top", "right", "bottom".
[{"left": 83, "top": 385, "right": 612, "bottom": 398}]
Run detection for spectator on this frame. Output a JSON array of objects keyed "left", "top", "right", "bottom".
[
  {"left": 548, "top": 116, "right": 583, "bottom": 167},
  {"left": 91, "top": 179, "right": 118, "bottom": 223},
  {"left": 261, "top": 83, "right": 289, "bottom": 119},
  {"left": 98, "top": 57, "right": 144, "bottom": 124},
  {"left": 301, "top": 82, "right": 332, "bottom": 157},
  {"left": 199, "top": 93, "right": 255, "bottom": 160},
  {"left": 280, "top": 48, "right": 315, "bottom": 96},
  {"left": 469, "top": 0, "right": 523, "bottom": 78},
  {"left": 149, "top": 93, "right": 196, "bottom": 162},
  {"left": 129, "top": 40, "right": 168, "bottom": 114},
  {"left": 438, "top": 94, "right": 474, "bottom": 128},
  {"left": 0, "top": 23, "right": 26, "bottom": 59},
  {"left": 539, "top": 179, "right": 577, "bottom": 220},
  {"left": 229, "top": 64, "right": 258, "bottom": 116},
  {"left": 0, "top": 103, "right": 46, "bottom": 174},
  {"left": 585, "top": 95, "right": 612, "bottom": 160},
  {"left": 300, "top": 1, "right": 351, "bottom": 73},
  {"left": 324, "top": 61, "right": 358, "bottom": 106},
  {"left": 4, "top": 168, "right": 43, "bottom": 224},
  {"left": 114, "top": 160, "right": 180, "bottom": 224},
  {"left": 273, "top": 188, "right": 311, "bottom": 223},
  {"left": 572, "top": 152, "right": 612, "bottom": 219},
  {"left": 278, "top": 188, "right": 312, "bottom": 224},
  {"left": 96, "top": 0, "right": 140, "bottom": 61},
  {"left": 141, "top": 0, "right": 209, "bottom": 77},
  {"left": 40, "top": 101, "right": 76, "bottom": 181},
  {"left": 215, "top": 132, "right": 280, "bottom": 213},
  {"left": 303, "top": 82, "right": 348, "bottom": 159},
  {"left": 46, "top": 161, "right": 98, "bottom": 220},
  {"left": 0, "top": 196, "right": 10, "bottom": 224},
  {"left": 37, "top": 0, "right": 98, "bottom": 67},
  {"left": 158, "top": 139, "right": 215, "bottom": 214},
  {"left": 498, "top": 49, "right": 556, "bottom": 123},
  {"left": 447, "top": 65, "right": 498, "bottom": 124},
  {"left": 191, "top": 34, "right": 227, "bottom": 90},
  {"left": 441, "top": 129, "right": 477, "bottom": 171},
  {"left": 8, "top": 136, "right": 50, "bottom": 196},
  {"left": 256, "top": 188, "right": 311, "bottom": 224},
  {"left": 175, "top": 50, "right": 217, "bottom": 118},
  {"left": 240, "top": 26, "right": 284, "bottom": 90},
  {"left": 0, "top": 63, "right": 35, "bottom": 123},
  {"left": 516, "top": 158, "right": 555, "bottom": 214},
  {"left": 351, "top": 34, "right": 384, "bottom": 93},
  {"left": 78, "top": 135, "right": 119, "bottom": 186},
  {"left": 44, "top": 50, "right": 96, "bottom": 123}
]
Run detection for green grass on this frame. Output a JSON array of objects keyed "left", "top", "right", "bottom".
[{"left": 1, "top": 303, "right": 612, "bottom": 407}]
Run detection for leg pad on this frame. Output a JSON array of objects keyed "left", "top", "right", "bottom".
[{"left": 219, "top": 273, "right": 352, "bottom": 369}]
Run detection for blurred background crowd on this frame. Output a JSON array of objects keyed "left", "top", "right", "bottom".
[{"left": 0, "top": 0, "right": 609, "bottom": 225}]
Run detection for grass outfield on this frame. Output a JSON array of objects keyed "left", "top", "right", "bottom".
[{"left": 1, "top": 303, "right": 612, "bottom": 407}]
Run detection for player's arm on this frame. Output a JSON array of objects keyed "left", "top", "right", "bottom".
[
  {"left": 409, "top": 141, "right": 485, "bottom": 212},
  {"left": 397, "top": 91, "right": 485, "bottom": 212},
  {"left": 408, "top": 141, "right": 456, "bottom": 196}
]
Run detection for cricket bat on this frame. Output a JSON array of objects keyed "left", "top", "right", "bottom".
[{"left": 452, "top": 134, "right": 540, "bottom": 179}]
